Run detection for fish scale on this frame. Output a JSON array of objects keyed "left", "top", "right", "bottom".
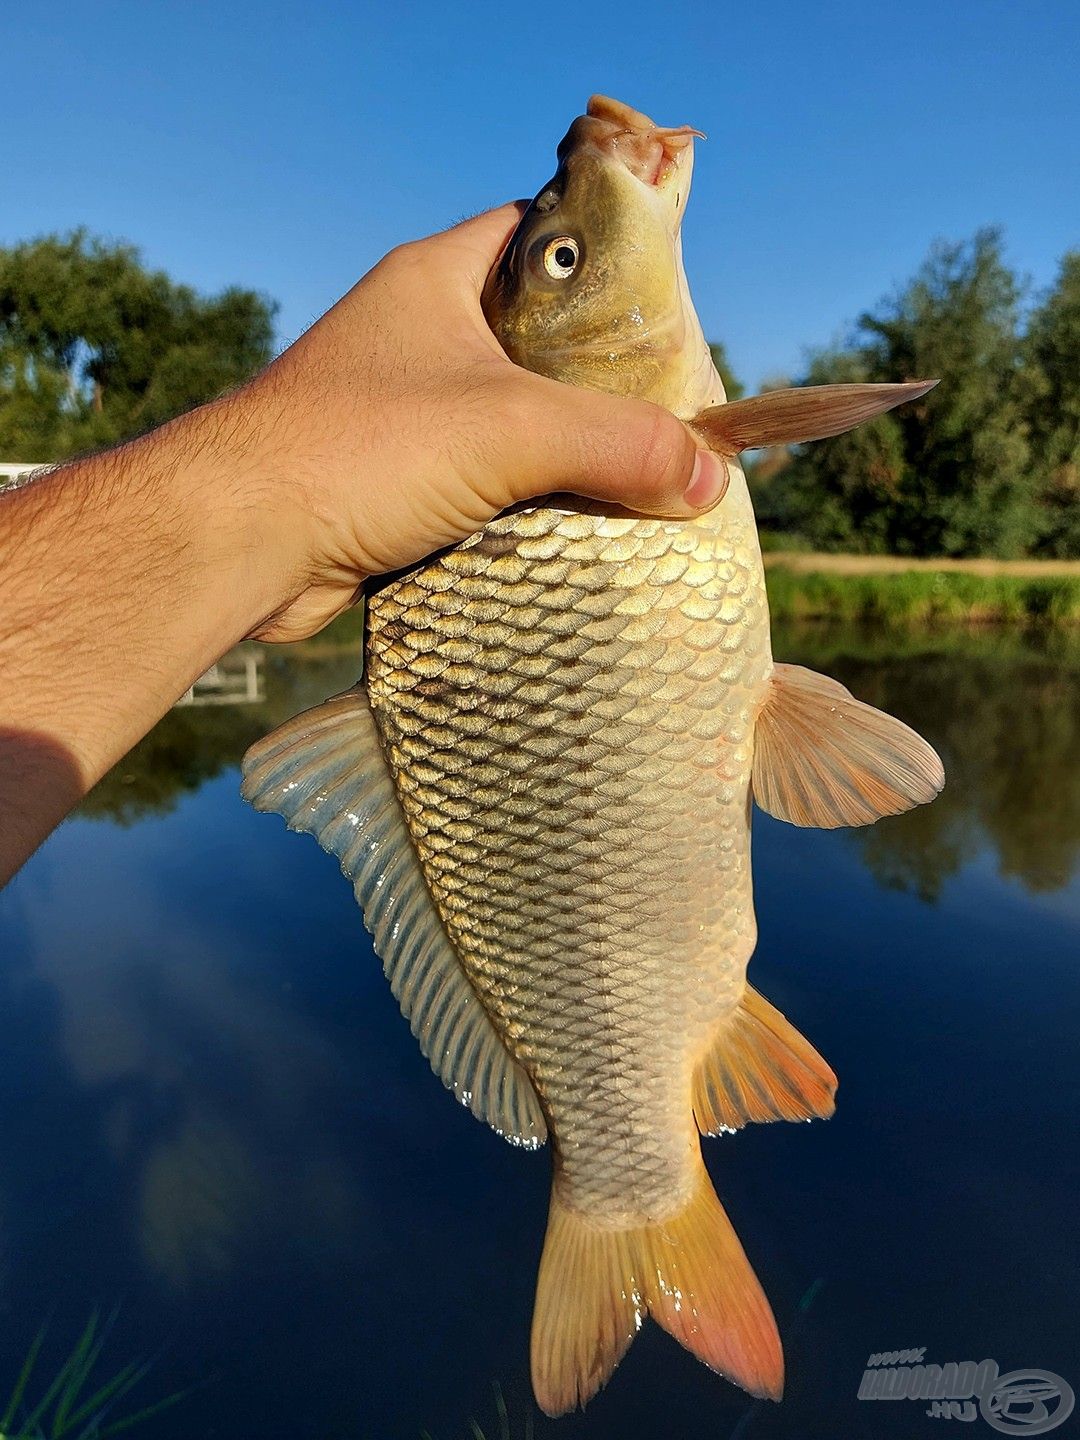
[{"left": 365, "top": 488, "right": 770, "bottom": 1221}]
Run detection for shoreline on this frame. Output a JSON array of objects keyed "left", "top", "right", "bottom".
[
  {"left": 763, "top": 557, "right": 1080, "bottom": 626},
  {"left": 763, "top": 550, "right": 1080, "bottom": 578}
]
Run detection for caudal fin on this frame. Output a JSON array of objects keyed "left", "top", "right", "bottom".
[{"left": 530, "top": 1165, "right": 783, "bottom": 1415}]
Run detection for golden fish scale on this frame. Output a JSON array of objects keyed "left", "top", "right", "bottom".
[{"left": 365, "top": 481, "right": 772, "bottom": 1226}]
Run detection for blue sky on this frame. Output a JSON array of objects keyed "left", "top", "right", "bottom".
[{"left": 5, "top": 0, "right": 1078, "bottom": 389}]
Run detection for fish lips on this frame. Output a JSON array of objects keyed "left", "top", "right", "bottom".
[
  {"left": 484, "top": 94, "right": 700, "bottom": 300},
  {"left": 556, "top": 94, "right": 703, "bottom": 196}
]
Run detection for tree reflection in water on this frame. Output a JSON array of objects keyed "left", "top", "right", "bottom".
[
  {"left": 79, "top": 622, "right": 364, "bottom": 825},
  {"left": 773, "top": 622, "right": 1080, "bottom": 898},
  {"left": 81, "top": 614, "right": 1080, "bottom": 900}
]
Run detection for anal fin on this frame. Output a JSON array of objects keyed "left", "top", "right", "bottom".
[
  {"left": 693, "top": 985, "right": 837, "bottom": 1134},
  {"left": 753, "top": 663, "right": 944, "bottom": 829}
]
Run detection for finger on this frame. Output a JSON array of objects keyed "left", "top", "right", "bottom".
[
  {"left": 436, "top": 201, "right": 530, "bottom": 290},
  {"left": 493, "top": 375, "right": 730, "bottom": 519}
]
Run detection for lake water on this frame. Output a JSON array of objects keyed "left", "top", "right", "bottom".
[{"left": 1, "top": 621, "right": 1077, "bottom": 1439}]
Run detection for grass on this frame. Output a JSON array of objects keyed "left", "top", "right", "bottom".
[
  {"left": 0, "top": 1314, "right": 187, "bottom": 1440},
  {"left": 764, "top": 563, "right": 1080, "bottom": 626},
  {"left": 420, "top": 1383, "right": 536, "bottom": 1440},
  {"left": 290, "top": 550, "right": 1080, "bottom": 655}
]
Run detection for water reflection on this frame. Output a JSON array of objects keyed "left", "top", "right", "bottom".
[
  {"left": 773, "top": 624, "right": 1080, "bottom": 898},
  {"left": 79, "top": 631, "right": 362, "bottom": 824},
  {"left": 14, "top": 864, "right": 366, "bottom": 1293},
  {"left": 1, "top": 619, "right": 1076, "bottom": 1440},
  {"left": 176, "top": 650, "right": 265, "bottom": 708},
  {"left": 83, "top": 619, "right": 1080, "bottom": 899}
]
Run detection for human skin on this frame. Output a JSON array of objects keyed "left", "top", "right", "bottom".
[{"left": 0, "top": 203, "right": 728, "bottom": 885}]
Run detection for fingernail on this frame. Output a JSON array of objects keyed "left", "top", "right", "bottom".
[{"left": 683, "top": 449, "right": 730, "bottom": 510}]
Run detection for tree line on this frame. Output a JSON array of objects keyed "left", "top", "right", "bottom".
[
  {"left": 747, "top": 229, "right": 1080, "bottom": 558},
  {"left": 2, "top": 226, "right": 1077, "bottom": 557},
  {"left": 0, "top": 229, "right": 276, "bottom": 461}
]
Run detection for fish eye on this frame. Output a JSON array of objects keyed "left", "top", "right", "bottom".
[{"left": 541, "top": 236, "right": 580, "bottom": 280}]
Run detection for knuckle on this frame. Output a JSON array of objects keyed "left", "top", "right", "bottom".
[{"left": 632, "top": 407, "right": 687, "bottom": 502}]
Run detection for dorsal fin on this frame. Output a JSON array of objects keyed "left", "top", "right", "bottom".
[{"left": 241, "top": 688, "right": 547, "bottom": 1149}]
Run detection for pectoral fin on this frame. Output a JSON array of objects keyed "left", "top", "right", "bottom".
[
  {"left": 693, "top": 985, "right": 836, "bottom": 1135},
  {"left": 241, "top": 688, "right": 547, "bottom": 1149},
  {"left": 691, "top": 380, "right": 938, "bottom": 456},
  {"left": 752, "top": 663, "right": 944, "bottom": 828}
]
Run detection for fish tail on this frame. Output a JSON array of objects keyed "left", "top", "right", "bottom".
[{"left": 530, "top": 1163, "right": 783, "bottom": 1415}]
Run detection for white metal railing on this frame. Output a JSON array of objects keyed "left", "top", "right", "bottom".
[
  {"left": 176, "top": 649, "right": 264, "bottom": 707},
  {"left": 0, "top": 461, "right": 49, "bottom": 487}
]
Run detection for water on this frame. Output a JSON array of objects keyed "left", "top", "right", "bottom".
[{"left": 1, "top": 622, "right": 1077, "bottom": 1439}]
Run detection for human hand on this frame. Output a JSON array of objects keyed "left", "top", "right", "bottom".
[
  {"left": 235, "top": 202, "right": 729, "bottom": 642},
  {"left": 0, "top": 202, "right": 729, "bottom": 882}
]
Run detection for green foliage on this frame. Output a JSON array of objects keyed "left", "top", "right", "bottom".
[
  {"left": 0, "top": 1313, "right": 187, "bottom": 1439},
  {"left": 0, "top": 230, "right": 276, "bottom": 461},
  {"left": 1022, "top": 251, "right": 1080, "bottom": 556},
  {"left": 761, "top": 348, "right": 908, "bottom": 553},
  {"left": 764, "top": 564, "right": 1080, "bottom": 627},
  {"left": 708, "top": 340, "right": 744, "bottom": 400},
  {"left": 773, "top": 229, "right": 1041, "bottom": 558}
]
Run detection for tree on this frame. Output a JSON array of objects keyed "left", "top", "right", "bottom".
[
  {"left": 774, "top": 229, "right": 1036, "bottom": 557},
  {"left": 708, "top": 341, "right": 744, "bottom": 400},
  {"left": 0, "top": 230, "right": 277, "bottom": 461},
  {"left": 757, "top": 348, "right": 908, "bottom": 552},
  {"left": 1022, "top": 252, "right": 1080, "bottom": 556}
]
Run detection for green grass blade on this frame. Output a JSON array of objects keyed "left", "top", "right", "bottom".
[
  {"left": 1, "top": 1323, "right": 48, "bottom": 1430},
  {"left": 492, "top": 1382, "right": 509, "bottom": 1440},
  {"left": 21, "top": 1344, "right": 78, "bottom": 1436},
  {"left": 21, "top": 1318, "right": 98, "bottom": 1438},
  {"left": 64, "top": 1359, "right": 146, "bottom": 1432},
  {"left": 55, "top": 1308, "right": 131, "bottom": 1436},
  {"left": 97, "top": 1386, "right": 187, "bottom": 1437},
  {"left": 53, "top": 1335, "right": 108, "bottom": 1435}
]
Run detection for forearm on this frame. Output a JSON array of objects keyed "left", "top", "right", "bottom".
[
  {"left": 0, "top": 389, "right": 287, "bottom": 882},
  {"left": 0, "top": 203, "right": 714, "bottom": 885}
]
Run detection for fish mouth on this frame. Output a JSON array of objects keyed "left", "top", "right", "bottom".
[{"left": 557, "top": 94, "right": 704, "bottom": 192}]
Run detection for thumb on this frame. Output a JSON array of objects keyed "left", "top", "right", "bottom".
[{"left": 495, "top": 372, "right": 730, "bottom": 518}]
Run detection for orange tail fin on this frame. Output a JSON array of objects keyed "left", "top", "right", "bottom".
[{"left": 530, "top": 1163, "right": 783, "bottom": 1415}]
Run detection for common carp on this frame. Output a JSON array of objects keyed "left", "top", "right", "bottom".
[{"left": 241, "top": 95, "right": 943, "bottom": 1415}]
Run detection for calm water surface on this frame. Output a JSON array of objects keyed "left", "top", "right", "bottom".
[{"left": 1, "top": 622, "right": 1077, "bottom": 1439}]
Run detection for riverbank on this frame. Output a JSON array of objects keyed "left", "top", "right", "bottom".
[{"left": 763, "top": 553, "right": 1080, "bottom": 625}]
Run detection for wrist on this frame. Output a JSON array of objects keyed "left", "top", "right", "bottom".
[{"left": 164, "top": 374, "right": 323, "bottom": 642}]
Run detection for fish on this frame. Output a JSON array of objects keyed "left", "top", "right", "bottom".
[{"left": 241, "top": 94, "right": 944, "bottom": 1416}]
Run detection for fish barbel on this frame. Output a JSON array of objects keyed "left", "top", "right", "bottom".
[{"left": 242, "top": 95, "right": 944, "bottom": 1415}]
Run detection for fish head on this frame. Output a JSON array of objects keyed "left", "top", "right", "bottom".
[{"left": 483, "top": 95, "right": 708, "bottom": 410}]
